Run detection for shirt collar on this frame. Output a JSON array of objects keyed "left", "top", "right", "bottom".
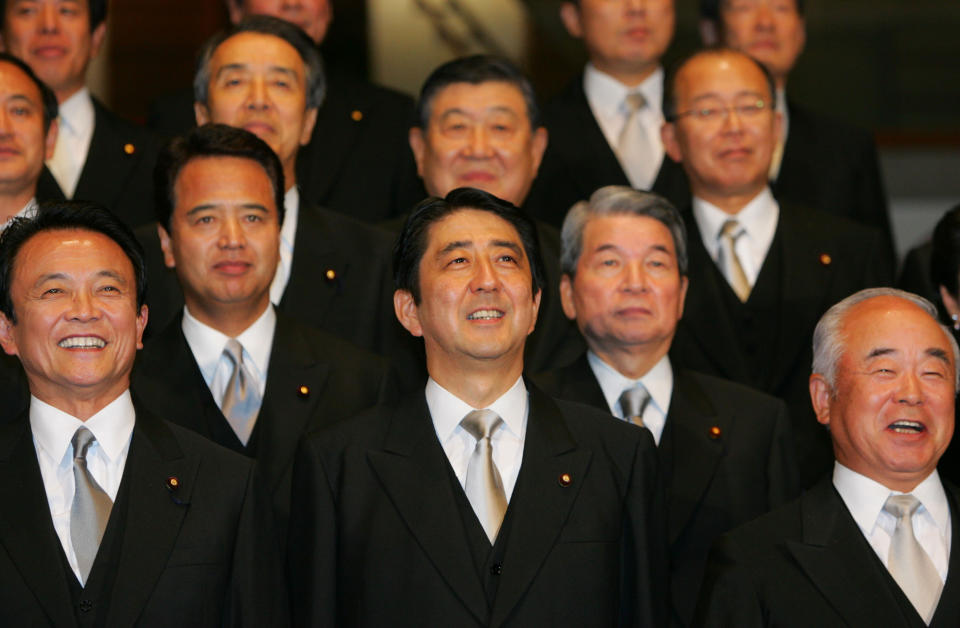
[
  {"left": 57, "top": 87, "right": 95, "bottom": 139},
  {"left": 692, "top": 186, "right": 778, "bottom": 242},
  {"left": 426, "top": 376, "right": 528, "bottom": 443},
  {"left": 181, "top": 304, "right": 277, "bottom": 383},
  {"left": 282, "top": 186, "right": 299, "bottom": 249},
  {"left": 583, "top": 63, "right": 664, "bottom": 118},
  {"left": 833, "top": 462, "right": 951, "bottom": 539},
  {"left": 30, "top": 390, "right": 136, "bottom": 465},
  {"left": 587, "top": 351, "right": 673, "bottom": 418}
]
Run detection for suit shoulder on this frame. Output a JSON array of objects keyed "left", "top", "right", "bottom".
[
  {"left": 306, "top": 205, "right": 396, "bottom": 249},
  {"left": 161, "top": 419, "right": 255, "bottom": 473},
  {"left": 93, "top": 99, "right": 160, "bottom": 149},
  {"left": 713, "top": 494, "right": 804, "bottom": 560},
  {"left": 281, "top": 315, "right": 390, "bottom": 370},
  {"left": 779, "top": 201, "right": 883, "bottom": 245},
  {"left": 552, "top": 395, "right": 656, "bottom": 454},
  {"left": 681, "top": 369, "right": 786, "bottom": 412}
]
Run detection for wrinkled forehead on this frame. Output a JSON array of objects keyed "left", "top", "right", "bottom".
[{"left": 212, "top": 31, "right": 306, "bottom": 75}]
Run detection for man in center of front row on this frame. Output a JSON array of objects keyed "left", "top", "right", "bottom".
[
  {"left": 696, "top": 288, "right": 960, "bottom": 627},
  {"left": 288, "top": 188, "right": 667, "bottom": 626},
  {"left": 131, "top": 124, "right": 397, "bottom": 549},
  {"left": 0, "top": 203, "right": 286, "bottom": 625},
  {"left": 534, "top": 185, "right": 798, "bottom": 626}
]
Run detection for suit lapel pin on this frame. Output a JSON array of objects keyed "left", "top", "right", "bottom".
[
  {"left": 166, "top": 476, "right": 179, "bottom": 491},
  {"left": 298, "top": 385, "right": 310, "bottom": 399},
  {"left": 558, "top": 473, "right": 572, "bottom": 487},
  {"left": 708, "top": 426, "right": 722, "bottom": 440},
  {"left": 325, "top": 269, "right": 336, "bottom": 281},
  {"left": 123, "top": 143, "right": 136, "bottom": 155},
  {"left": 351, "top": 110, "right": 363, "bottom": 122},
  {"left": 819, "top": 253, "right": 832, "bottom": 266}
]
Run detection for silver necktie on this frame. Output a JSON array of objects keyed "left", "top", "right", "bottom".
[
  {"left": 883, "top": 494, "right": 943, "bottom": 623},
  {"left": 70, "top": 427, "right": 113, "bottom": 584},
  {"left": 616, "top": 91, "right": 659, "bottom": 190},
  {"left": 718, "top": 219, "right": 752, "bottom": 302},
  {"left": 619, "top": 384, "right": 651, "bottom": 427},
  {"left": 461, "top": 409, "right": 508, "bottom": 543},
  {"left": 221, "top": 338, "right": 261, "bottom": 446}
]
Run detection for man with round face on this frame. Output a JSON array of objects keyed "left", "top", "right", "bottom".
[
  {"left": 287, "top": 187, "right": 668, "bottom": 626},
  {"left": 0, "top": 201, "right": 287, "bottom": 625},
  {"left": 662, "top": 47, "right": 891, "bottom": 489},
  {"left": 697, "top": 288, "right": 960, "bottom": 626},
  {"left": 535, "top": 185, "right": 797, "bottom": 626},
  {"left": 0, "top": 0, "right": 158, "bottom": 228},
  {"left": 699, "top": 0, "right": 894, "bottom": 258},
  {"left": 133, "top": 123, "right": 396, "bottom": 548}
]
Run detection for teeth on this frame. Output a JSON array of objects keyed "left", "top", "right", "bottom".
[
  {"left": 467, "top": 309, "right": 504, "bottom": 321},
  {"left": 890, "top": 421, "right": 923, "bottom": 433},
  {"left": 58, "top": 336, "right": 105, "bottom": 349}
]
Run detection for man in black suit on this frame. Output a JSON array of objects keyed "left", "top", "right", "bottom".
[
  {"left": 526, "top": 0, "right": 690, "bottom": 226},
  {"left": 288, "top": 187, "right": 667, "bottom": 627},
  {"left": 148, "top": 0, "right": 421, "bottom": 223},
  {"left": 660, "top": 47, "right": 891, "bottom": 488},
  {"left": 138, "top": 17, "right": 416, "bottom": 383},
  {"left": 132, "top": 124, "right": 395, "bottom": 550},
  {"left": 700, "top": 0, "right": 894, "bottom": 259},
  {"left": 533, "top": 185, "right": 798, "bottom": 626},
  {"left": 0, "top": 202, "right": 286, "bottom": 626},
  {"left": 696, "top": 288, "right": 960, "bottom": 627},
  {"left": 0, "top": 0, "right": 158, "bottom": 228}
]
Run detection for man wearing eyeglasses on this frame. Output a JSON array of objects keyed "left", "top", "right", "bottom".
[{"left": 661, "top": 47, "right": 892, "bottom": 489}]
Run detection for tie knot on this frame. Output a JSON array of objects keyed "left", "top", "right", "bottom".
[
  {"left": 624, "top": 91, "right": 647, "bottom": 113},
  {"left": 461, "top": 409, "right": 503, "bottom": 441},
  {"left": 619, "top": 384, "right": 651, "bottom": 420},
  {"left": 720, "top": 219, "right": 744, "bottom": 241},
  {"left": 884, "top": 493, "right": 922, "bottom": 520},
  {"left": 223, "top": 338, "right": 244, "bottom": 365},
  {"left": 71, "top": 427, "right": 96, "bottom": 461}
]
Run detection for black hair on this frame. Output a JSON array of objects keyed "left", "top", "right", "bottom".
[
  {"left": 153, "top": 123, "right": 286, "bottom": 230},
  {"left": 0, "top": 0, "right": 107, "bottom": 30},
  {"left": 930, "top": 203, "right": 960, "bottom": 298},
  {"left": 0, "top": 201, "right": 146, "bottom": 323},
  {"left": 0, "top": 52, "right": 57, "bottom": 132},
  {"left": 415, "top": 54, "right": 541, "bottom": 130},
  {"left": 393, "top": 187, "right": 545, "bottom": 303}
]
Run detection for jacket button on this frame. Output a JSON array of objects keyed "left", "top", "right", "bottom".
[
  {"left": 490, "top": 562, "right": 502, "bottom": 576},
  {"left": 79, "top": 599, "right": 93, "bottom": 612}
]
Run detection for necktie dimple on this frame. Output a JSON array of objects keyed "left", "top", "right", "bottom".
[
  {"left": 616, "top": 91, "right": 659, "bottom": 190},
  {"left": 883, "top": 494, "right": 943, "bottom": 623},
  {"left": 460, "top": 409, "right": 508, "bottom": 543},
  {"left": 718, "top": 219, "right": 752, "bottom": 303},
  {"left": 221, "top": 338, "right": 261, "bottom": 446},
  {"left": 619, "top": 384, "right": 651, "bottom": 427},
  {"left": 70, "top": 427, "right": 113, "bottom": 584}
]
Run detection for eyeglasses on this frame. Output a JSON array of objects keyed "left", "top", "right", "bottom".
[{"left": 671, "top": 98, "right": 771, "bottom": 124}]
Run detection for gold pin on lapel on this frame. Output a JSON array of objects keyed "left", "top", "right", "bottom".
[
  {"left": 123, "top": 143, "right": 136, "bottom": 155},
  {"left": 298, "top": 385, "right": 310, "bottom": 399},
  {"left": 819, "top": 253, "right": 832, "bottom": 266},
  {"left": 558, "top": 473, "right": 572, "bottom": 487},
  {"left": 166, "top": 476, "right": 180, "bottom": 491},
  {"left": 708, "top": 426, "right": 722, "bottom": 440},
  {"left": 351, "top": 110, "right": 363, "bottom": 122},
  {"left": 325, "top": 269, "right": 336, "bottom": 281}
]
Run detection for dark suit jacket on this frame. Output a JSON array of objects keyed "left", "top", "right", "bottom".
[
  {"left": 525, "top": 71, "right": 691, "bottom": 227},
  {"left": 0, "top": 403, "right": 287, "bottom": 627},
  {"left": 534, "top": 355, "right": 799, "bottom": 627},
  {"left": 694, "top": 478, "right": 960, "bottom": 628},
  {"left": 131, "top": 312, "right": 397, "bottom": 544},
  {"left": 37, "top": 98, "right": 159, "bottom": 229},
  {"left": 147, "top": 70, "right": 422, "bottom": 223},
  {"left": 774, "top": 100, "right": 895, "bottom": 260},
  {"left": 670, "top": 202, "right": 892, "bottom": 488},
  {"left": 287, "top": 384, "right": 668, "bottom": 627}
]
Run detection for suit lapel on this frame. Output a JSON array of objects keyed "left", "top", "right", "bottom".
[
  {"left": 36, "top": 165, "right": 67, "bottom": 202},
  {"left": 0, "top": 419, "right": 78, "bottom": 627},
  {"left": 366, "top": 393, "right": 490, "bottom": 625},
  {"left": 662, "top": 370, "right": 725, "bottom": 544},
  {"left": 106, "top": 408, "right": 199, "bottom": 628},
  {"left": 256, "top": 317, "right": 330, "bottom": 493},
  {"left": 73, "top": 100, "right": 136, "bottom": 206},
  {"left": 930, "top": 482, "right": 960, "bottom": 627},
  {"left": 786, "top": 480, "right": 917, "bottom": 627},
  {"left": 557, "top": 354, "right": 608, "bottom": 410},
  {"left": 489, "top": 386, "right": 592, "bottom": 627},
  {"left": 279, "top": 207, "right": 341, "bottom": 324}
]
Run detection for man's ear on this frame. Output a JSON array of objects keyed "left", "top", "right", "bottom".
[
  {"left": 89, "top": 21, "right": 107, "bottom": 61},
  {"left": 530, "top": 126, "right": 548, "bottom": 175},
  {"left": 43, "top": 118, "right": 59, "bottom": 161},
  {"left": 559, "top": 273, "right": 577, "bottom": 321},
  {"left": 661, "top": 121, "right": 683, "bottom": 164},
  {"left": 195, "top": 101, "right": 211, "bottom": 126},
  {"left": 559, "top": 2, "right": 583, "bottom": 38},
  {"left": 158, "top": 223, "right": 176, "bottom": 269},
  {"left": 527, "top": 288, "right": 542, "bottom": 336},
  {"left": 409, "top": 127, "right": 426, "bottom": 178},
  {"left": 940, "top": 285, "right": 960, "bottom": 323},
  {"left": 135, "top": 304, "right": 148, "bottom": 350},
  {"left": 809, "top": 373, "right": 833, "bottom": 427},
  {"left": 300, "top": 107, "right": 318, "bottom": 146},
  {"left": 0, "top": 312, "right": 18, "bottom": 357},
  {"left": 394, "top": 289, "right": 423, "bottom": 338}
]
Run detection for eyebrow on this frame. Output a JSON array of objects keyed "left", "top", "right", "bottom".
[
  {"left": 593, "top": 243, "right": 672, "bottom": 255},
  {"left": 436, "top": 239, "right": 524, "bottom": 258},
  {"left": 215, "top": 63, "right": 300, "bottom": 81},
  {"left": 185, "top": 203, "right": 270, "bottom": 216},
  {"left": 34, "top": 270, "right": 128, "bottom": 286},
  {"left": 5, "top": 94, "right": 36, "bottom": 107},
  {"left": 689, "top": 90, "right": 767, "bottom": 103},
  {"left": 866, "top": 346, "right": 951, "bottom": 365},
  {"left": 438, "top": 106, "right": 519, "bottom": 119}
]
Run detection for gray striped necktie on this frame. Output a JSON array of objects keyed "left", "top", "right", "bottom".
[
  {"left": 619, "top": 384, "right": 651, "bottom": 427},
  {"left": 460, "top": 409, "right": 508, "bottom": 543},
  {"left": 718, "top": 219, "right": 751, "bottom": 302},
  {"left": 70, "top": 427, "right": 113, "bottom": 584},
  {"left": 221, "top": 338, "right": 261, "bottom": 445}
]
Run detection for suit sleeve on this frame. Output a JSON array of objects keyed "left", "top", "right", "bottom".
[
  {"left": 692, "top": 536, "right": 767, "bottom": 628},
  {"left": 622, "top": 427, "right": 669, "bottom": 628},
  {"left": 765, "top": 400, "right": 800, "bottom": 508},
  {"left": 287, "top": 437, "right": 338, "bottom": 628},
  {"left": 226, "top": 462, "right": 291, "bottom": 627}
]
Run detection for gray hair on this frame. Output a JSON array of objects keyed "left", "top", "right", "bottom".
[
  {"left": 812, "top": 287, "right": 960, "bottom": 392},
  {"left": 193, "top": 15, "right": 325, "bottom": 110},
  {"left": 560, "top": 185, "right": 688, "bottom": 277}
]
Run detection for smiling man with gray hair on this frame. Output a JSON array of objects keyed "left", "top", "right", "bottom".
[{"left": 696, "top": 287, "right": 960, "bottom": 627}]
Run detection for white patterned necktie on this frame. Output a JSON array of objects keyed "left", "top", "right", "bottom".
[
  {"left": 619, "top": 384, "right": 651, "bottom": 427},
  {"left": 221, "top": 338, "right": 261, "bottom": 445},
  {"left": 718, "top": 219, "right": 752, "bottom": 302},
  {"left": 460, "top": 409, "right": 508, "bottom": 543},
  {"left": 70, "top": 427, "right": 113, "bottom": 584},
  {"left": 883, "top": 494, "right": 943, "bottom": 623},
  {"left": 616, "top": 91, "right": 659, "bottom": 190}
]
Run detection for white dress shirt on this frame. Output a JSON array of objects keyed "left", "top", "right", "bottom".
[
  {"left": 833, "top": 463, "right": 951, "bottom": 582},
  {"left": 426, "top": 377, "right": 527, "bottom": 500},
  {"left": 269, "top": 186, "right": 299, "bottom": 306},
  {"left": 587, "top": 351, "right": 673, "bottom": 444},
  {"left": 30, "top": 391, "right": 135, "bottom": 584},
  {"left": 692, "top": 187, "right": 780, "bottom": 288},
  {"left": 47, "top": 87, "right": 95, "bottom": 199},
  {"left": 181, "top": 304, "right": 276, "bottom": 408},
  {"left": 583, "top": 63, "right": 665, "bottom": 190}
]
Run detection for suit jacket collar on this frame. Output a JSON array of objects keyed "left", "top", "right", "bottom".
[{"left": 366, "top": 383, "right": 591, "bottom": 627}]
